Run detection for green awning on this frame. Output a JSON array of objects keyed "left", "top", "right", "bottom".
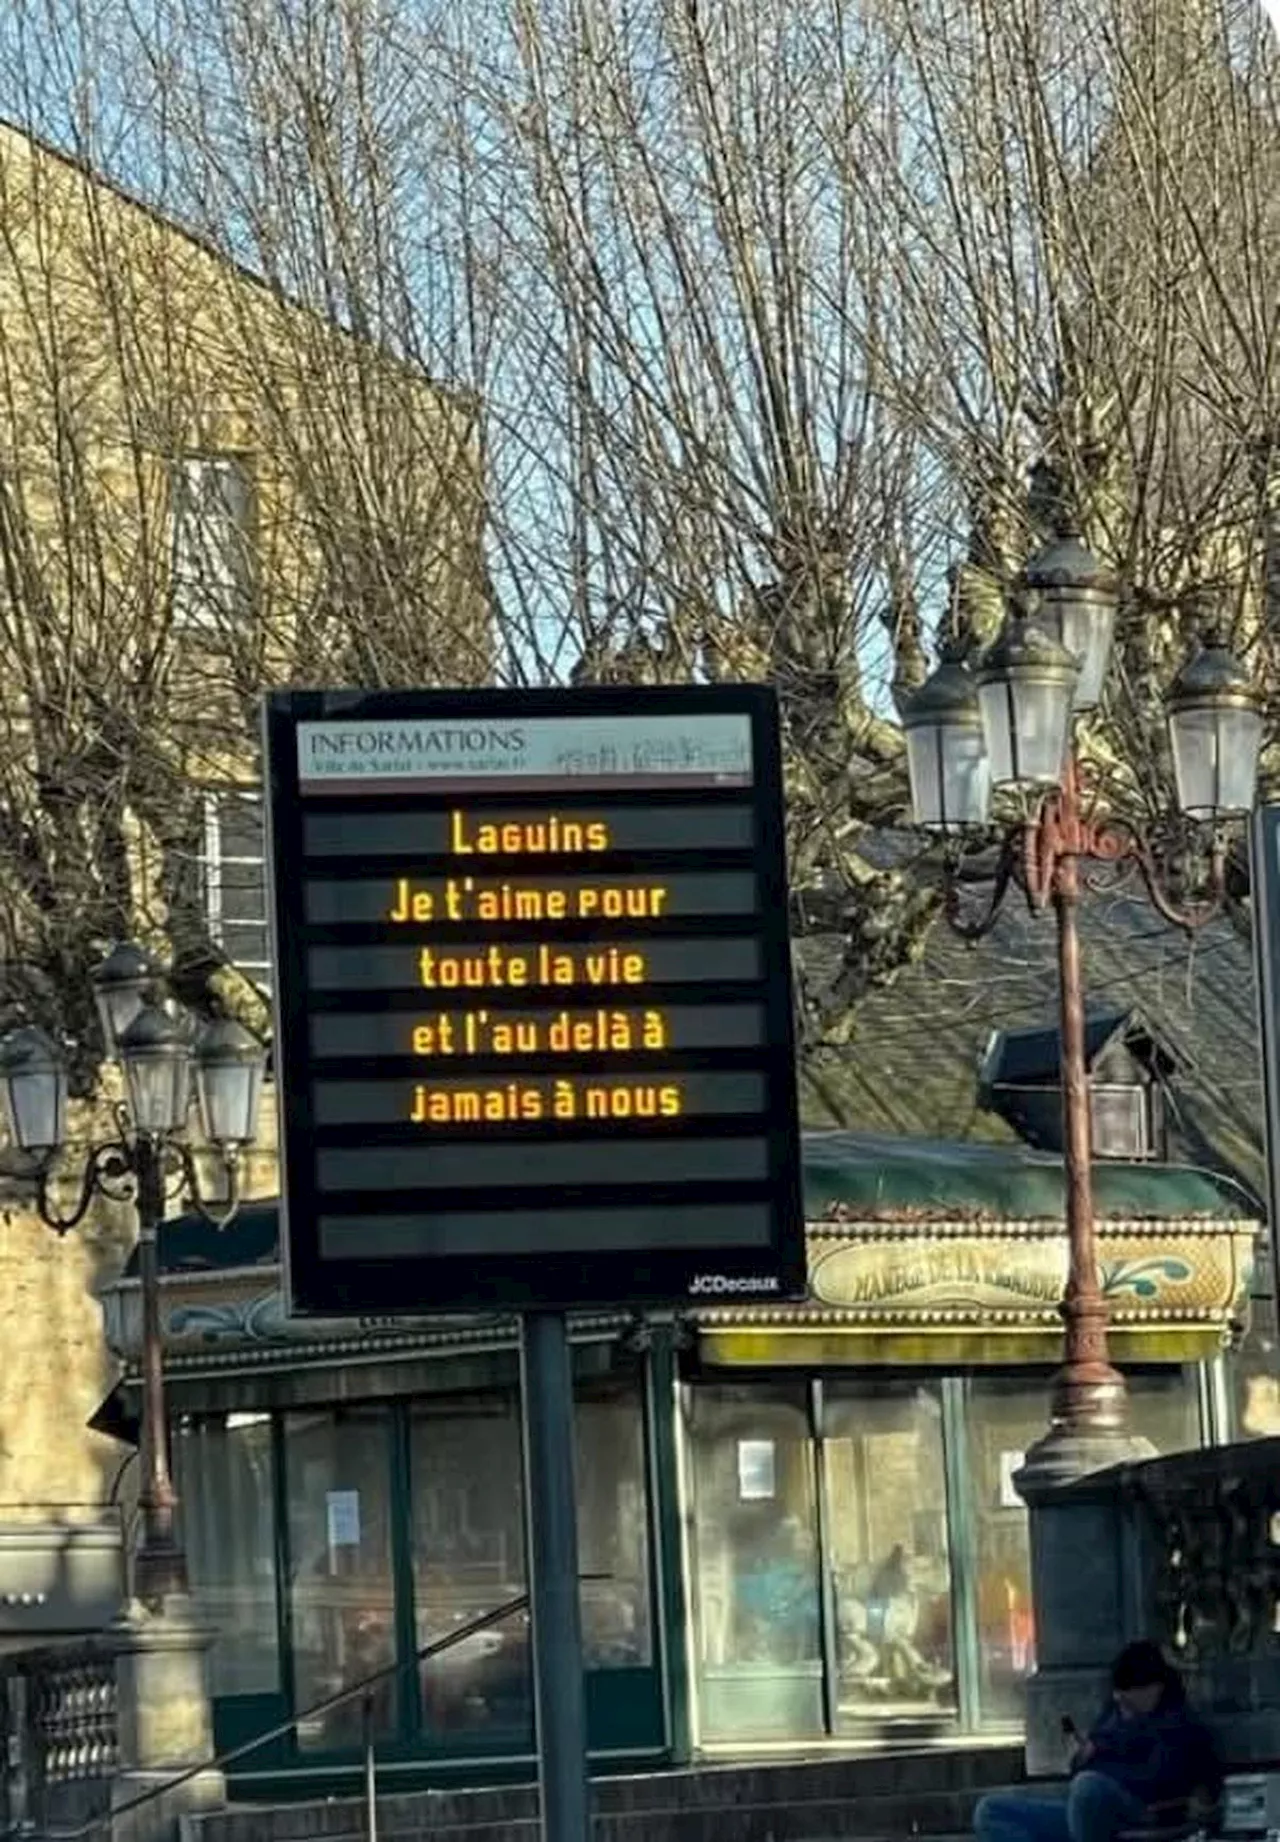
[
  {"left": 142, "top": 1132, "right": 1260, "bottom": 1282},
  {"left": 801, "top": 1131, "right": 1259, "bottom": 1223}
]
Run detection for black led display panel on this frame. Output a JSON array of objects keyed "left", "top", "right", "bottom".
[{"left": 264, "top": 684, "right": 804, "bottom": 1315}]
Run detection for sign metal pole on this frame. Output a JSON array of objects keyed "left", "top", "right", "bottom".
[{"left": 521, "top": 1308, "right": 591, "bottom": 1842}]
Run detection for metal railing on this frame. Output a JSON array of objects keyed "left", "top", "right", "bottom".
[{"left": 4, "top": 1584, "right": 557, "bottom": 1842}]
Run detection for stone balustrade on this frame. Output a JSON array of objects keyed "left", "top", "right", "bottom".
[
  {"left": 1, "top": 1601, "right": 224, "bottom": 1842},
  {"left": 1135, "top": 1438, "right": 1280, "bottom": 1756},
  {"left": 3, "top": 1634, "right": 120, "bottom": 1831},
  {"left": 1022, "top": 1435, "right": 1280, "bottom": 1775}
]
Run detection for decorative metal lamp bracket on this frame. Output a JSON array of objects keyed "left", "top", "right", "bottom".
[
  {"left": 942, "top": 760, "right": 1230, "bottom": 943},
  {"left": 26, "top": 1110, "right": 243, "bottom": 1237}
]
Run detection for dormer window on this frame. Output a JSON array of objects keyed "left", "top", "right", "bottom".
[
  {"left": 1089, "top": 1084, "right": 1151, "bottom": 1161},
  {"left": 979, "top": 1007, "right": 1179, "bottom": 1163}
]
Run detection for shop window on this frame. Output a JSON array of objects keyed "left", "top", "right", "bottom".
[
  {"left": 283, "top": 1406, "right": 397, "bottom": 1750},
  {"left": 174, "top": 1411, "right": 280, "bottom": 1699},
  {"left": 822, "top": 1380, "right": 955, "bottom": 1727},
  {"left": 963, "top": 1378, "right": 1047, "bottom": 1726},
  {"left": 1232, "top": 1243, "right": 1280, "bottom": 1438},
  {"left": 964, "top": 1369, "right": 1203, "bottom": 1726},
  {"left": 1128, "top": 1367, "right": 1203, "bottom": 1454},
  {"left": 409, "top": 1392, "right": 532, "bottom": 1741},
  {"left": 574, "top": 1378, "right": 653, "bottom": 1669},
  {"left": 687, "top": 1382, "right": 822, "bottom": 1742}
]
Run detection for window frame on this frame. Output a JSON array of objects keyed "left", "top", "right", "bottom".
[
  {"left": 1088, "top": 1082, "right": 1151, "bottom": 1160},
  {"left": 179, "top": 1362, "right": 667, "bottom": 1768},
  {"left": 172, "top": 1409, "right": 285, "bottom": 1704},
  {"left": 170, "top": 451, "right": 255, "bottom": 633},
  {"left": 200, "top": 786, "right": 272, "bottom": 990}
]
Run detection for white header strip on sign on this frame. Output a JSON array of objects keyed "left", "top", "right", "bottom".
[{"left": 296, "top": 712, "right": 753, "bottom": 791}]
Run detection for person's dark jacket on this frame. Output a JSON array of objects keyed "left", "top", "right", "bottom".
[{"left": 1082, "top": 1699, "right": 1218, "bottom": 1806}]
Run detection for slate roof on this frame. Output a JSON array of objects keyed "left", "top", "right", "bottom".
[{"left": 799, "top": 871, "right": 1266, "bottom": 1210}]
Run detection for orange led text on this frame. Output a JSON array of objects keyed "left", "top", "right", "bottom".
[
  {"left": 410, "top": 1008, "right": 669, "bottom": 1056},
  {"left": 417, "top": 944, "right": 647, "bottom": 989},
  {"left": 449, "top": 811, "right": 609, "bottom": 855},
  {"left": 386, "top": 876, "right": 669, "bottom": 924},
  {"left": 409, "top": 1079, "right": 683, "bottom": 1125}
]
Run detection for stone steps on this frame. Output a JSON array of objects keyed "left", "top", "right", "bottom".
[
  {"left": 263, "top": 1819, "right": 980, "bottom": 1842},
  {"left": 200, "top": 1745, "right": 1021, "bottom": 1842},
  {"left": 277, "top": 1798, "right": 983, "bottom": 1842}
]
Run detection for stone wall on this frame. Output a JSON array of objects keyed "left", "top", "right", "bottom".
[
  {"left": 187, "top": 1747, "right": 1025, "bottom": 1842},
  {"left": 0, "top": 1191, "right": 135, "bottom": 1519},
  {"left": 0, "top": 1081, "right": 281, "bottom": 1524}
]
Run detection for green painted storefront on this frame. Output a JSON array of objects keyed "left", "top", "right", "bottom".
[{"left": 101, "top": 1133, "right": 1261, "bottom": 1798}]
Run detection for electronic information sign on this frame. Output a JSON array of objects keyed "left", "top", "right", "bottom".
[{"left": 264, "top": 685, "right": 804, "bottom": 1315}]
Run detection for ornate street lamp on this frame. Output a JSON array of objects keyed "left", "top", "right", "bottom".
[
  {"left": 0, "top": 1025, "right": 67, "bottom": 1157},
  {"left": 0, "top": 948, "right": 266, "bottom": 1607},
  {"left": 90, "top": 941, "right": 160, "bottom": 1058},
  {"left": 118, "top": 1005, "right": 192, "bottom": 1137},
  {"left": 1022, "top": 529, "right": 1119, "bottom": 712},
  {"left": 194, "top": 1017, "right": 267, "bottom": 1148},
  {"left": 1166, "top": 624, "right": 1264, "bottom": 820},
  {"left": 977, "top": 611, "right": 1080, "bottom": 787},
  {"left": 905, "top": 561, "right": 1263, "bottom": 1488},
  {"left": 901, "top": 645, "right": 992, "bottom": 831}
]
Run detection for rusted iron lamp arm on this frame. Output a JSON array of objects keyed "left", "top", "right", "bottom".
[
  {"left": 943, "top": 760, "right": 1230, "bottom": 938},
  {"left": 24, "top": 1108, "right": 243, "bottom": 1238}
]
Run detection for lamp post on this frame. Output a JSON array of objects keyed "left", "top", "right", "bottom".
[
  {"left": 0, "top": 947, "right": 266, "bottom": 1607},
  {"left": 902, "top": 550, "right": 1263, "bottom": 1487}
]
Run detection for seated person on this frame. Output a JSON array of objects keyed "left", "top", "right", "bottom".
[
  {"left": 838, "top": 1591, "right": 881, "bottom": 1681},
  {"left": 975, "top": 1642, "right": 1218, "bottom": 1842}
]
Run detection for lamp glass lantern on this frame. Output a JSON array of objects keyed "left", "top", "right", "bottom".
[
  {"left": 91, "top": 942, "right": 160, "bottom": 1060},
  {"left": 1166, "top": 629, "right": 1264, "bottom": 820},
  {"left": 0, "top": 1025, "right": 67, "bottom": 1157},
  {"left": 195, "top": 1018, "right": 266, "bottom": 1151},
  {"left": 1022, "top": 532, "right": 1118, "bottom": 712},
  {"left": 977, "top": 615, "right": 1080, "bottom": 787},
  {"left": 119, "top": 1004, "right": 193, "bottom": 1136},
  {"left": 902, "top": 650, "right": 991, "bottom": 830}
]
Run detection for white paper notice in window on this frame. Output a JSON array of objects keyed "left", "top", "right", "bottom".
[
  {"left": 737, "top": 1438, "right": 776, "bottom": 1501},
  {"left": 998, "top": 1451, "right": 1027, "bottom": 1510},
  {"left": 326, "top": 1488, "right": 362, "bottom": 1548}
]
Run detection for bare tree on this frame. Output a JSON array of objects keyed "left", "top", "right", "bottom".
[
  {"left": 0, "top": 3, "right": 491, "bottom": 1075},
  {"left": 1, "top": 0, "right": 1277, "bottom": 1086},
  {"left": 444, "top": 0, "right": 1278, "bottom": 1029},
  {"left": 847, "top": 0, "right": 1280, "bottom": 791}
]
